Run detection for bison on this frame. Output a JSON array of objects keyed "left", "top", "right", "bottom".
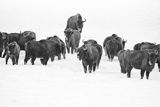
[
  {"left": 24, "top": 39, "right": 61, "bottom": 65},
  {"left": 47, "top": 35, "right": 66, "bottom": 59},
  {"left": 64, "top": 28, "right": 81, "bottom": 54},
  {"left": 65, "top": 13, "right": 86, "bottom": 33},
  {"left": 103, "top": 34, "right": 126, "bottom": 61},
  {"left": 133, "top": 42, "right": 160, "bottom": 72},
  {"left": 118, "top": 50, "right": 159, "bottom": 79},
  {"left": 77, "top": 43, "right": 102, "bottom": 73},
  {"left": 133, "top": 42, "right": 155, "bottom": 51},
  {"left": 1, "top": 31, "right": 36, "bottom": 58},
  {"left": 6, "top": 41, "right": 20, "bottom": 65},
  {"left": 82, "top": 39, "right": 102, "bottom": 68}
]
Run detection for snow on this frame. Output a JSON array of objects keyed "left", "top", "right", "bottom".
[{"left": 0, "top": 51, "right": 160, "bottom": 107}]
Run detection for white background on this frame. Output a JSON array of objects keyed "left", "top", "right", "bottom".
[{"left": 0, "top": 0, "right": 160, "bottom": 107}]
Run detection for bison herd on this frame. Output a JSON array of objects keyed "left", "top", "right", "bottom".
[{"left": 0, "top": 13, "right": 159, "bottom": 79}]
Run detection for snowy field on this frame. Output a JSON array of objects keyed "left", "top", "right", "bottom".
[
  {"left": 0, "top": 51, "right": 160, "bottom": 107},
  {"left": 0, "top": 0, "right": 160, "bottom": 107}
]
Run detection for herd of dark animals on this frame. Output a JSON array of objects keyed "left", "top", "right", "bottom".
[{"left": 0, "top": 13, "right": 160, "bottom": 79}]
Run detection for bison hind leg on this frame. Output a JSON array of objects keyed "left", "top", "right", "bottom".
[
  {"left": 88, "top": 64, "right": 93, "bottom": 73},
  {"left": 146, "top": 71, "right": 150, "bottom": 80},
  {"left": 93, "top": 63, "right": 96, "bottom": 72},
  {"left": 140, "top": 70, "right": 145, "bottom": 79},
  {"left": 126, "top": 65, "right": 133, "bottom": 78}
]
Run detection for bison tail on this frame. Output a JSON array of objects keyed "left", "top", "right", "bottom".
[
  {"left": 97, "top": 52, "right": 102, "bottom": 69},
  {"left": 96, "top": 56, "right": 101, "bottom": 69},
  {"left": 55, "top": 44, "right": 61, "bottom": 54}
]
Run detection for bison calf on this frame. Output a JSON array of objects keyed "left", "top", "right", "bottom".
[{"left": 6, "top": 41, "right": 20, "bottom": 65}]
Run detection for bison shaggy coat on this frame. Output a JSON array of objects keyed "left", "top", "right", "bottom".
[
  {"left": 118, "top": 50, "right": 159, "bottom": 79},
  {"left": 6, "top": 41, "right": 20, "bottom": 65},
  {"left": 77, "top": 44, "right": 101, "bottom": 73},
  {"left": 64, "top": 28, "right": 81, "bottom": 54},
  {"left": 24, "top": 40, "right": 61, "bottom": 65}
]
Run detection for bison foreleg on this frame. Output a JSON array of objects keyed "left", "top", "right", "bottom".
[
  {"left": 43, "top": 57, "right": 49, "bottom": 65},
  {"left": 5, "top": 55, "right": 9, "bottom": 64},
  {"left": 82, "top": 62, "right": 87, "bottom": 73},
  {"left": 146, "top": 71, "right": 150, "bottom": 80},
  {"left": 71, "top": 47, "right": 74, "bottom": 54},
  {"left": 16, "top": 56, "right": 19, "bottom": 65},
  {"left": 31, "top": 57, "right": 36, "bottom": 65},
  {"left": 51, "top": 56, "right": 55, "bottom": 62},
  {"left": 11, "top": 57, "right": 16, "bottom": 65},
  {"left": 67, "top": 47, "right": 70, "bottom": 53},
  {"left": 0, "top": 52, "right": 2, "bottom": 57}
]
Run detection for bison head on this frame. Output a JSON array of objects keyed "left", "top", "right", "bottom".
[
  {"left": 77, "top": 45, "right": 88, "bottom": 60},
  {"left": 7, "top": 42, "right": 18, "bottom": 55},
  {"left": 76, "top": 14, "right": 86, "bottom": 33},
  {"left": 64, "top": 28, "right": 73, "bottom": 42},
  {"left": 148, "top": 50, "right": 159, "bottom": 66}
]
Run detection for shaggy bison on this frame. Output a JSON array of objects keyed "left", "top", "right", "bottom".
[
  {"left": 24, "top": 39, "right": 61, "bottom": 65},
  {"left": 103, "top": 34, "right": 126, "bottom": 61},
  {"left": 133, "top": 42, "right": 160, "bottom": 72},
  {"left": 118, "top": 50, "right": 159, "bottom": 79},
  {"left": 1, "top": 31, "right": 36, "bottom": 58},
  {"left": 77, "top": 42, "right": 102, "bottom": 73},
  {"left": 65, "top": 13, "right": 86, "bottom": 33},
  {"left": 6, "top": 41, "right": 20, "bottom": 65},
  {"left": 64, "top": 28, "right": 81, "bottom": 54},
  {"left": 47, "top": 35, "right": 66, "bottom": 59}
]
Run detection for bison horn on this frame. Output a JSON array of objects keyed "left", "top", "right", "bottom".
[
  {"left": 82, "top": 39, "right": 85, "bottom": 43},
  {"left": 83, "top": 18, "right": 86, "bottom": 22}
]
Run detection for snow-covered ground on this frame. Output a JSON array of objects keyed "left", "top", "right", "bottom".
[
  {"left": 0, "top": 0, "right": 160, "bottom": 106},
  {"left": 0, "top": 51, "right": 160, "bottom": 107}
]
